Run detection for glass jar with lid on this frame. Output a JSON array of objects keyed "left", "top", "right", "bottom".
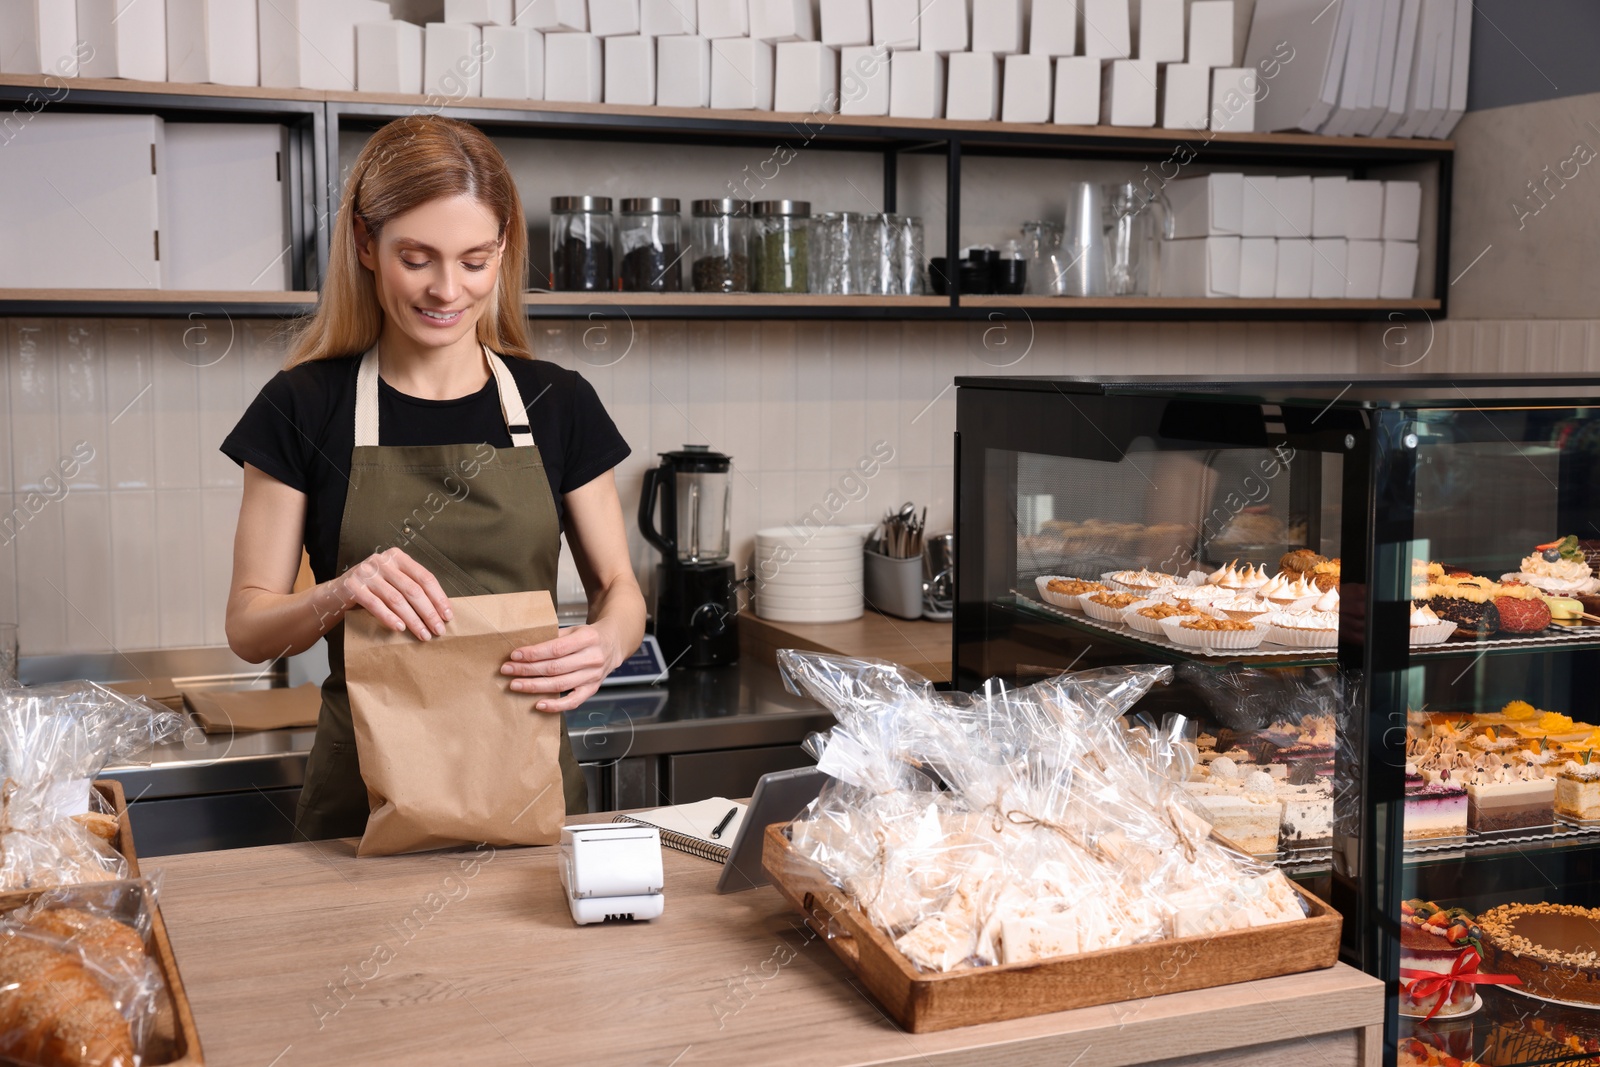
[
  {"left": 619, "top": 197, "right": 683, "bottom": 292},
  {"left": 549, "top": 196, "right": 614, "bottom": 292},
  {"left": 751, "top": 200, "right": 811, "bottom": 294},
  {"left": 689, "top": 199, "right": 751, "bottom": 293}
]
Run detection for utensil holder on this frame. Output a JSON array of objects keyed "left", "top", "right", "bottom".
[{"left": 863, "top": 549, "right": 924, "bottom": 620}]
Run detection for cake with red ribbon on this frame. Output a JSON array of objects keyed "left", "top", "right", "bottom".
[{"left": 1401, "top": 899, "right": 1521, "bottom": 1018}]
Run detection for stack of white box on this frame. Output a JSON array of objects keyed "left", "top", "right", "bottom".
[{"left": 1159, "top": 173, "right": 1421, "bottom": 299}]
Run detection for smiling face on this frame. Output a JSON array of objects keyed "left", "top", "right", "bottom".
[{"left": 355, "top": 194, "right": 505, "bottom": 354}]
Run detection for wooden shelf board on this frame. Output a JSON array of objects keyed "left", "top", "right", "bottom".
[
  {"left": 0, "top": 74, "right": 1452, "bottom": 153},
  {"left": 0, "top": 288, "right": 318, "bottom": 304},
  {"left": 961, "top": 296, "right": 1444, "bottom": 311},
  {"left": 523, "top": 292, "right": 947, "bottom": 308}
]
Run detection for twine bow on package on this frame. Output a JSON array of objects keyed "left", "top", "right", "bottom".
[
  {"left": 343, "top": 590, "right": 567, "bottom": 857},
  {"left": 774, "top": 651, "right": 1309, "bottom": 973}
]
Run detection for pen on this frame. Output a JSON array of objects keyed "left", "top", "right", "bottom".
[{"left": 710, "top": 806, "right": 738, "bottom": 839}]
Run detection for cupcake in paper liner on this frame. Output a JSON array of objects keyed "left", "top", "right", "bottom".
[
  {"left": 1409, "top": 602, "right": 1458, "bottom": 645},
  {"left": 1083, "top": 591, "right": 1145, "bottom": 623},
  {"left": 1265, "top": 610, "right": 1340, "bottom": 648},
  {"left": 1159, "top": 614, "right": 1269, "bottom": 651},
  {"left": 1035, "top": 575, "right": 1107, "bottom": 611},
  {"left": 1123, "top": 599, "right": 1212, "bottom": 636}
]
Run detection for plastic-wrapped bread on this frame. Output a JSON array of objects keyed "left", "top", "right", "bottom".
[
  {"left": 0, "top": 929, "right": 135, "bottom": 1067},
  {"left": 777, "top": 651, "right": 1310, "bottom": 974}
]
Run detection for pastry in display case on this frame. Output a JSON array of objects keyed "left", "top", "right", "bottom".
[{"left": 955, "top": 375, "right": 1600, "bottom": 1066}]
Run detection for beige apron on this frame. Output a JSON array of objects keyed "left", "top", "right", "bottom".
[{"left": 294, "top": 344, "right": 588, "bottom": 841}]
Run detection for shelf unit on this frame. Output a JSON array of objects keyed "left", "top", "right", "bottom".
[{"left": 0, "top": 74, "right": 1455, "bottom": 321}]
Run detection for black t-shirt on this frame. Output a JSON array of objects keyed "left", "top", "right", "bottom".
[{"left": 221, "top": 355, "right": 631, "bottom": 583}]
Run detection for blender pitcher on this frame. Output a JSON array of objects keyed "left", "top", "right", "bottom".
[
  {"left": 1103, "top": 181, "right": 1172, "bottom": 296},
  {"left": 639, "top": 445, "right": 732, "bottom": 563}
]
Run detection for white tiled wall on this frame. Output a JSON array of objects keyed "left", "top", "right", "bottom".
[{"left": 1, "top": 314, "right": 1378, "bottom": 657}]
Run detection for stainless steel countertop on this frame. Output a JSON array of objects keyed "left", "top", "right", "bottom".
[{"left": 103, "top": 660, "right": 834, "bottom": 801}]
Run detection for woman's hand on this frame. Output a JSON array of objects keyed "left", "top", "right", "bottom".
[
  {"left": 328, "top": 547, "right": 453, "bottom": 641},
  {"left": 501, "top": 622, "right": 624, "bottom": 713}
]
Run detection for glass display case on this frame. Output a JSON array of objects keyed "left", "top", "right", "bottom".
[{"left": 954, "top": 375, "right": 1600, "bottom": 1066}]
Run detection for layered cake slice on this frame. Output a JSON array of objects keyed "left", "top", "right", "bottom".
[
  {"left": 1405, "top": 768, "right": 1468, "bottom": 839},
  {"left": 1464, "top": 765, "right": 1556, "bottom": 832},
  {"left": 1182, "top": 767, "right": 1283, "bottom": 854},
  {"left": 1555, "top": 758, "right": 1600, "bottom": 821}
]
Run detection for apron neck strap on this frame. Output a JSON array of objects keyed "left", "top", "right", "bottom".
[{"left": 355, "top": 344, "right": 534, "bottom": 449}]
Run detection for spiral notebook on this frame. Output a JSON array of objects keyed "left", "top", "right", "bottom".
[{"left": 614, "top": 798, "right": 746, "bottom": 863}]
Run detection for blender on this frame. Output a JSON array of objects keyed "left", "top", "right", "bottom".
[{"left": 638, "top": 445, "right": 740, "bottom": 668}]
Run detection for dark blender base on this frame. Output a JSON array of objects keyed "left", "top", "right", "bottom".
[{"left": 652, "top": 561, "right": 740, "bottom": 668}]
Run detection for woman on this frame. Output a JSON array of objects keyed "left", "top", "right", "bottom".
[{"left": 221, "top": 116, "right": 645, "bottom": 840}]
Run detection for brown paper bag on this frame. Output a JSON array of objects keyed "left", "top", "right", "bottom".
[
  {"left": 343, "top": 589, "right": 566, "bottom": 857},
  {"left": 183, "top": 683, "right": 322, "bottom": 733}
]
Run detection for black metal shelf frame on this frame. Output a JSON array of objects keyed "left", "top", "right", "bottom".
[{"left": 0, "top": 82, "right": 1454, "bottom": 321}]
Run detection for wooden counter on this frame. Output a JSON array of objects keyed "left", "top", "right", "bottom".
[
  {"left": 740, "top": 610, "right": 953, "bottom": 683},
  {"left": 154, "top": 814, "right": 1383, "bottom": 1066}
]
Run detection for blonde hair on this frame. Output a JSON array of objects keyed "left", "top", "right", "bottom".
[{"left": 285, "top": 115, "right": 531, "bottom": 368}]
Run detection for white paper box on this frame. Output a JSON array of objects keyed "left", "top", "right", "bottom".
[
  {"left": 357, "top": 21, "right": 425, "bottom": 94},
  {"left": 1274, "top": 237, "right": 1312, "bottom": 297},
  {"left": 590, "top": 0, "right": 641, "bottom": 36},
  {"left": 163, "top": 123, "right": 289, "bottom": 290},
  {"left": 1029, "top": 0, "right": 1076, "bottom": 56},
  {"left": 873, "top": 0, "right": 918, "bottom": 48},
  {"left": 79, "top": 0, "right": 166, "bottom": 81},
  {"left": 711, "top": 37, "right": 774, "bottom": 108},
  {"left": 260, "top": 0, "right": 389, "bottom": 90},
  {"left": 753, "top": 0, "right": 816, "bottom": 42},
  {"left": 546, "top": 31, "right": 603, "bottom": 100},
  {"left": 890, "top": 50, "right": 945, "bottom": 117},
  {"left": 1188, "top": 0, "right": 1233, "bottom": 65},
  {"left": 775, "top": 41, "right": 837, "bottom": 110},
  {"left": 1310, "top": 238, "right": 1348, "bottom": 298},
  {"left": 946, "top": 51, "right": 999, "bottom": 120},
  {"left": 1137, "top": 0, "right": 1184, "bottom": 61},
  {"left": 1345, "top": 239, "right": 1382, "bottom": 298},
  {"left": 1159, "top": 236, "right": 1240, "bottom": 296},
  {"left": 1210, "top": 66, "right": 1257, "bottom": 131},
  {"left": 1002, "top": 54, "right": 1051, "bottom": 122},
  {"left": 0, "top": 114, "right": 164, "bottom": 288},
  {"left": 1346, "top": 179, "right": 1384, "bottom": 240},
  {"left": 840, "top": 43, "right": 890, "bottom": 113},
  {"left": 700, "top": 0, "right": 749, "bottom": 37},
  {"left": 657, "top": 34, "right": 712, "bottom": 105},
  {"left": 1081, "top": 0, "right": 1130, "bottom": 58},
  {"left": 516, "top": 0, "right": 586, "bottom": 31},
  {"left": 1240, "top": 175, "right": 1275, "bottom": 236},
  {"left": 1053, "top": 56, "right": 1100, "bottom": 124},
  {"left": 1238, "top": 237, "right": 1276, "bottom": 297},
  {"left": 168, "top": 0, "right": 258, "bottom": 86},
  {"left": 641, "top": 0, "right": 695, "bottom": 35},
  {"left": 1272, "top": 175, "right": 1312, "bottom": 238},
  {"left": 920, "top": 0, "right": 968, "bottom": 53},
  {"left": 0, "top": 0, "right": 80, "bottom": 75},
  {"left": 972, "top": 0, "right": 1023, "bottom": 54},
  {"left": 1380, "top": 239, "right": 1418, "bottom": 298},
  {"left": 1161, "top": 63, "right": 1209, "bottom": 129},
  {"left": 604, "top": 34, "right": 655, "bottom": 103},
  {"left": 1167, "top": 174, "right": 1242, "bottom": 236},
  {"left": 482, "top": 25, "right": 544, "bottom": 98},
  {"left": 448, "top": 0, "right": 513, "bottom": 24},
  {"left": 425, "top": 23, "right": 483, "bottom": 97},
  {"left": 449, "top": 0, "right": 514, "bottom": 23},
  {"left": 1100, "top": 58, "right": 1156, "bottom": 126},
  {"left": 821, "top": 0, "right": 872, "bottom": 46},
  {"left": 1383, "top": 180, "right": 1422, "bottom": 241},
  {"left": 1312, "top": 176, "right": 1347, "bottom": 237}
]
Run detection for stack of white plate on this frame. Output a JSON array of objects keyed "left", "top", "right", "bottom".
[{"left": 753, "top": 525, "right": 867, "bottom": 623}]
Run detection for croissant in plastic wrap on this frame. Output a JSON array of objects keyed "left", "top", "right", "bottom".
[
  {"left": 0, "top": 684, "right": 184, "bottom": 891},
  {"left": 778, "top": 652, "right": 1309, "bottom": 973}
]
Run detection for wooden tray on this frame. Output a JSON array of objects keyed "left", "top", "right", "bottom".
[
  {"left": 762, "top": 821, "right": 1343, "bottom": 1033},
  {"left": 0, "top": 780, "right": 203, "bottom": 1066}
]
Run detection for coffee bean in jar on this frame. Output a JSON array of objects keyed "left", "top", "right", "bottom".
[
  {"left": 619, "top": 197, "right": 683, "bottom": 292},
  {"left": 690, "top": 199, "right": 751, "bottom": 293},
  {"left": 549, "top": 196, "right": 615, "bottom": 291}
]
